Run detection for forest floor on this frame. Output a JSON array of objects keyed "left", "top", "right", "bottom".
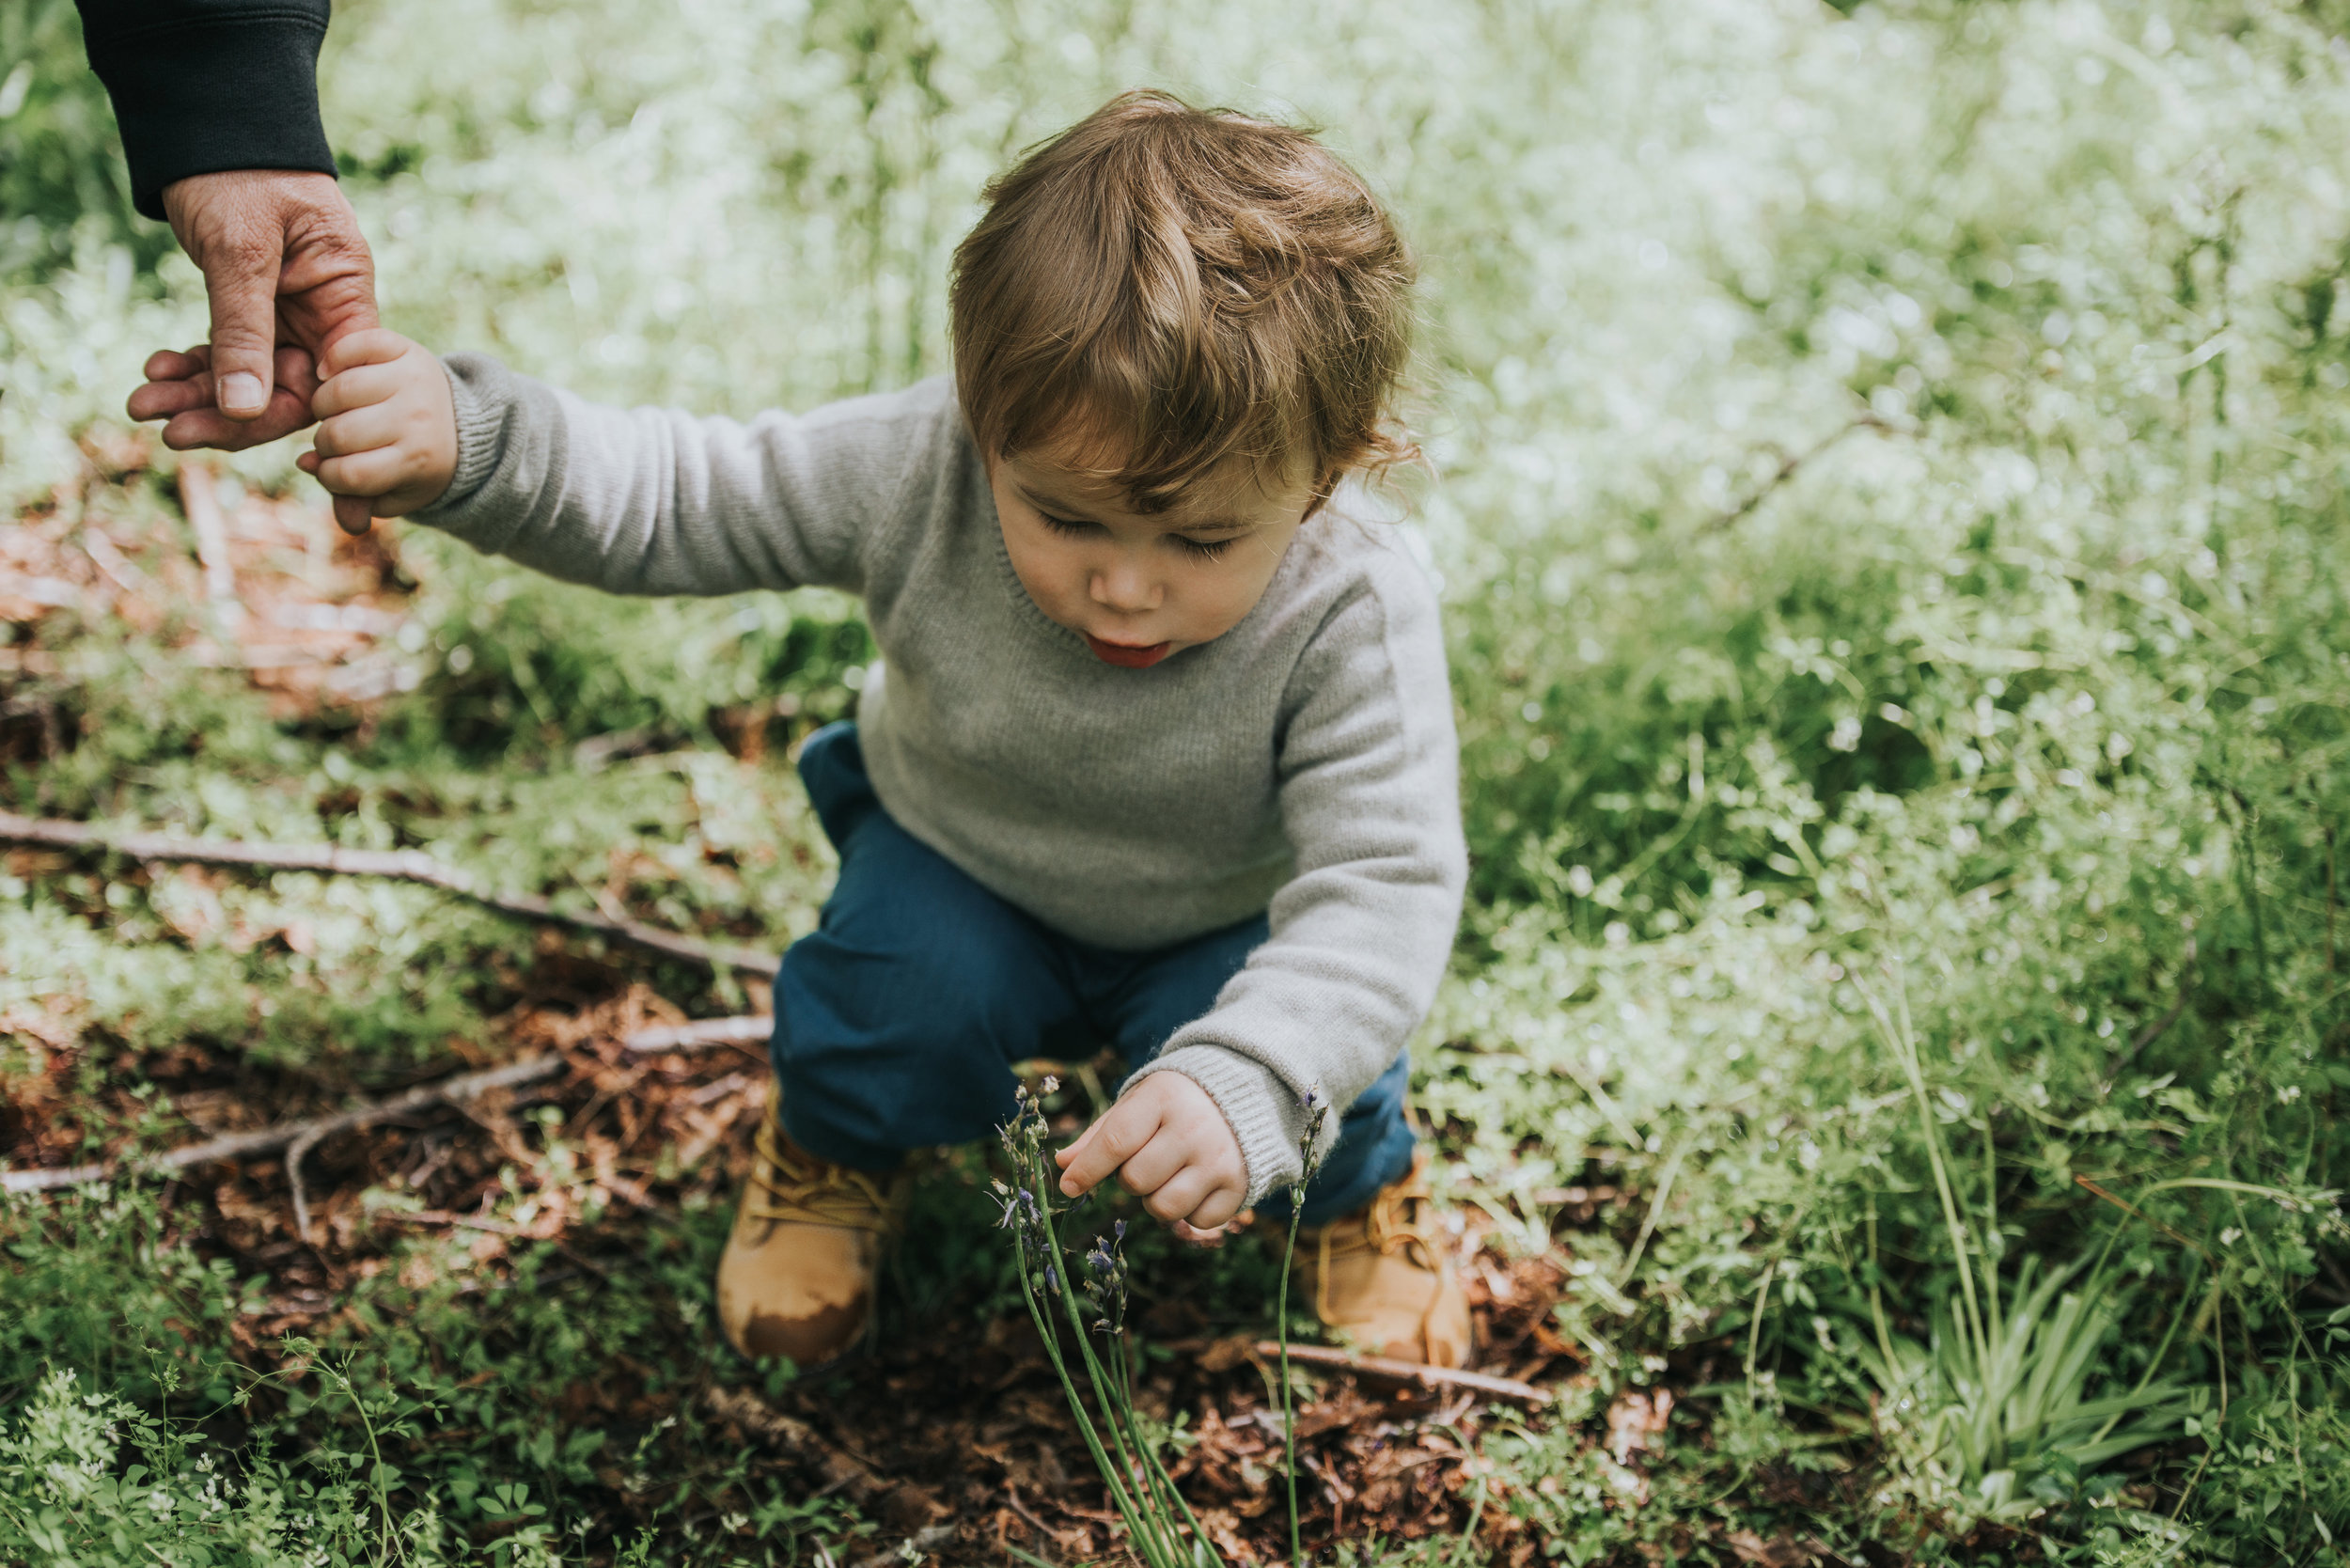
[{"left": 0, "top": 466, "right": 1995, "bottom": 1567}]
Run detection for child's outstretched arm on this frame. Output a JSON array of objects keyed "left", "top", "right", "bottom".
[{"left": 303, "top": 342, "right": 935, "bottom": 599}]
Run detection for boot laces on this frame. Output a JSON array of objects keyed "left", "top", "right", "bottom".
[
  {"left": 744, "top": 1105, "right": 904, "bottom": 1232},
  {"left": 1300, "top": 1155, "right": 1445, "bottom": 1328}
]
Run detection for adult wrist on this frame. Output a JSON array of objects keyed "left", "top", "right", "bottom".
[{"left": 82, "top": 8, "right": 336, "bottom": 220}]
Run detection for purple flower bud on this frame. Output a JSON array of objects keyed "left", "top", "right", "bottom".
[
  {"left": 1113, "top": 1219, "right": 1127, "bottom": 1242},
  {"left": 1044, "top": 1265, "right": 1060, "bottom": 1294}
]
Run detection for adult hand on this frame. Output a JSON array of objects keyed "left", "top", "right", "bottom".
[{"left": 126, "top": 170, "right": 381, "bottom": 533}]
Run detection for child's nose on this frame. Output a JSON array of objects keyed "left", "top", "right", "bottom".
[{"left": 1089, "top": 557, "right": 1162, "bottom": 613}]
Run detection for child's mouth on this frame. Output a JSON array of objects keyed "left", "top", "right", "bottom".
[{"left": 1084, "top": 634, "right": 1173, "bottom": 668}]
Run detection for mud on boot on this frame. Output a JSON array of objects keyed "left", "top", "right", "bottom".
[{"left": 716, "top": 1093, "right": 910, "bottom": 1369}]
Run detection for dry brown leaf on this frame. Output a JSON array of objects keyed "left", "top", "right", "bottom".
[
  {"left": 1606, "top": 1388, "right": 1675, "bottom": 1465},
  {"left": 1728, "top": 1529, "right": 1824, "bottom": 1566}
]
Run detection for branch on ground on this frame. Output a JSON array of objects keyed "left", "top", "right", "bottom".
[
  {"left": 0, "top": 809, "right": 777, "bottom": 974},
  {"left": 1252, "top": 1342, "right": 1554, "bottom": 1407},
  {"left": 1, "top": 1054, "right": 567, "bottom": 1212},
  {"left": 0, "top": 1015, "right": 779, "bottom": 1202}
]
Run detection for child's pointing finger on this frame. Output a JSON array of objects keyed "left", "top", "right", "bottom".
[{"left": 1055, "top": 1094, "right": 1161, "bottom": 1198}]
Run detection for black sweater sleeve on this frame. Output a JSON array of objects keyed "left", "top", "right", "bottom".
[{"left": 75, "top": 0, "right": 337, "bottom": 221}]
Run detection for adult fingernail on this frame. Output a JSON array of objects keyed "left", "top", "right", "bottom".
[{"left": 220, "top": 372, "right": 265, "bottom": 416}]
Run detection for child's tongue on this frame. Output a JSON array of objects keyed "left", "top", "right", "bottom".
[{"left": 1084, "top": 634, "right": 1172, "bottom": 668}]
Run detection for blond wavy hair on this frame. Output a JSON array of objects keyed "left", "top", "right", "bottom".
[{"left": 949, "top": 90, "right": 1418, "bottom": 512}]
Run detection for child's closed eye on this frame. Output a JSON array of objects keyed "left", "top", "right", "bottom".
[{"left": 1037, "top": 510, "right": 1231, "bottom": 560}]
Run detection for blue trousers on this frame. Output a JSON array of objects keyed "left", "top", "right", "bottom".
[{"left": 771, "top": 722, "right": 1415, "bottom": 1225}]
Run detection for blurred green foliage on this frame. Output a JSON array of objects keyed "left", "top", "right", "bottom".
[
  {"left": 0, "top": 0, "right": 163, "bottom": 280},
  {"left": 5, "top": 0, "right": 2350, "bottom": 1561}
]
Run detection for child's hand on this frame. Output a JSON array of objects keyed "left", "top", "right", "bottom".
[
  {"left": 1056, "top": 1073, "right": 1248, "bottom": 1243},
  {"left": 294, "top": 329, "right": 457, "bottom": 521}
]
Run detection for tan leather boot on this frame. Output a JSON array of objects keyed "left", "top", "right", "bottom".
[
  {"left": 1291, "top": 1151, "right": 1472, "bottom": 1368},
  {"left": 716, "top": 1097, "right": 909, "bottom": 1368}
]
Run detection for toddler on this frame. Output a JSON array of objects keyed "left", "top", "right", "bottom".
[{"left": 213, "top": 92, "right": 1471, "bottom": 1368}]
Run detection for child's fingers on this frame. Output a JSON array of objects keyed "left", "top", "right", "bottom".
[
  {"left": 313, "top": 447, "right": 413, "bottom": 499},
  {"left": 312, "top": 360, "right": 410, "bottom": 420},
  {"left": 1057, "top": 1098, "right": 1161, "bottom": 1197},
  {"left": 1171, "top": 1219, "right": 1229, "bottom": 1247},
  {"left": 1146, "top": 1167, "right": 1245, "bottom": 1232},
  {"left": 1142, "top": 1167, "right": 1216, "bottom": 1224},
  {"left": 1184, "top": 1182, "right": 1246, "bottom": 1233},
  {"left": 312, "top": 404, "right": 405, "bottom": 460},
  {"left": 1110, "top": 1130, "right": 1188, "bottom": 1199},
  {"left": 318, "top": 326, "right": 415, "bottom": 381}
]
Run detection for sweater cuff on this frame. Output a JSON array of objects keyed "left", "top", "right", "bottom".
[
  {"left": 1130, "top": 1044, "right": 1308, "bottom": 1207},
  {"left": 428, "top": 354, "right": 503, "bottom": 513},
  {"left": 83, "top": 11, "right": 337, "bottom": 221}
]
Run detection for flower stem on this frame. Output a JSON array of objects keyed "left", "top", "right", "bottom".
[{"left": 1279, "top": 1199, "right": 1308, "bottom": 1567}]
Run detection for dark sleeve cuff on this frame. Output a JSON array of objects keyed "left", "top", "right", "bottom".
[{"left": 77, "top": 5, "right": 336, "bottom": 221}]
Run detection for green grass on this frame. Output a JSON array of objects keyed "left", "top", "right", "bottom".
[{"left": 7, "top": 0, "right": 2350, "bottom": 1562}]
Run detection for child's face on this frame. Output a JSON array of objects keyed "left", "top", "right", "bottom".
[{"left": 989, "top": 446, "right": 1317, "bottom": 668}]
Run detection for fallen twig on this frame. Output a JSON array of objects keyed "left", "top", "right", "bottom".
[
  {"left": 1248, "top": 1342, "right": 1553, "bottom": 1408},
  {"left": 1, "top": 1054, "right": 565, "bottom": 1210},
  {"left": 0, "top": 810, "right": 776, "bottom": 975},
  {"left": 4, "top": 1020, "right": 780, "bottom": 1203},
  {"left": 621, "top": 1014, "right": 773, "bottom": 1053},
  {"left": 1001, "top": 1483, "right": 1073, "bottom": 1549}
]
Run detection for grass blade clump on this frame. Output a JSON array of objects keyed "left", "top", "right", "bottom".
[
  {"left": 998, "top": 1078, "right": 1218, "bottom": 1568},
  {"left": 1856, "top": 963, "right": 2205, "bottom": 1523},
  {"left": 998, "top": 1081, "right": 1330, "bottom": 1567},
  {"left": 1864, "top": 1257, "right": 2205, "bottom": 1521}
]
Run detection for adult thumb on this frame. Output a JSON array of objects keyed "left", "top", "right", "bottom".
[{"left": 201, "top": 243, "right": 285, "bottom": 420}]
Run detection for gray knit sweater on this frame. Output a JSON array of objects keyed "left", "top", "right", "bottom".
[{"left": 415, "top": 356, "right": 1466, "bottom": 1201}]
